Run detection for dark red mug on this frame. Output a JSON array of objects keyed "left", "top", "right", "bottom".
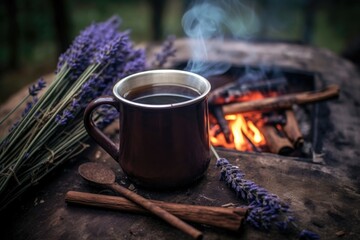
[{"left": 84, "top": 70, "right": 211, "bottom": 189}]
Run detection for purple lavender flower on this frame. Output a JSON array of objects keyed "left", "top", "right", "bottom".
[
  {"left": 216, "top": 158, "right": 320, "bottom": 238},
  {"left": 217, "top": 159, "right": 294, "bottom": 229},
  {"left": 95, "top": 105, "right": 119, "bottom": 129},
  {"left": 6, "top": 79, "right": 45, "bottom": 133},
  {"left": 122, "top": 49, "right": 146, "bottom": 76},
  {"left": 54, "top": 16, "right": 147, "bottom": 127},
  {"left": 8, "top": 121, "right": 19, "bottom": 133},
  {"left": 28, "top": 78, "right": 46, "bottom": 96},
  {"left": 97, "top": 15, "right": 122, "bottom": 41},
  {"left": 151, "top": 35, "right": 176, "bottom": 68},
  {"left": 299, "top": 229, "right": 320, "bottom": 240},
  {"left": 55, "top": 109, "right": 75, "bottom": 126},
  {"left": 22, "top": 97, "right": 38, "bottom": 117},
  {"left": 77, "top": 76, "right": 100, "bottom": 106},
  {"left": 55, "top": 99, "right": 80, "bottom": 125},
  {"left": 56, "top": 24, "right": 96, "bottom": 73},
  {"left": 91, "top": 33, "right": 125, "bottom": 65},
  {"left": 56, "top": 16, "right": 122, "bottom": 76}
]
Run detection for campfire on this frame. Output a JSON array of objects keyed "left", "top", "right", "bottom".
[
  {"left": 203, "top": 65, "right": 340, "bottom": 158},
  {"left": 210, "top": 108, "right": 301, "bottom": 155}
]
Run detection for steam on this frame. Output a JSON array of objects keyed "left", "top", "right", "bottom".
[{"left": 182, "top": 0, "right": 260, "bottom": 77}]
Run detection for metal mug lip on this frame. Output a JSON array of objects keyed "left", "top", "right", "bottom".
[{"left": 113, "top": 69, "right": 211, "bottom": 109}]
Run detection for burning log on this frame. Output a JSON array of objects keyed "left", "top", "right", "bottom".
[
  {"left": 282, "top": 109, "right": 304, "bottom": 148},
  {"left": 260, "top": 125, "right": 294, "bottom": 155},
  {"left": 241, "top": 129, "right": 261, "bottom": 152},
  {"left": 261, "top": 112, "right": 287, "bottom": 126},
  {"left": 209, "top": 105, "right": 232, "bottom": 143},
  {"left": 65, "top": 191, "right": 247, "bottom": 232},
  {"left": 223, "top": 84, "right": 339, "bottom": 115},
  {"left": 208, "top": 82, "right": 237, "bottom": 104},
  {"left": 209, "top": 77, "right": 287, "bottom": 105}
]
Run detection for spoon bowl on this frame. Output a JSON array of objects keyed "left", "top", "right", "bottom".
[{"left": 79, "top": 162, "right": 115, "bottom": 185}]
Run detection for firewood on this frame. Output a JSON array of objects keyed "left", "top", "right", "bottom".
[
  {"left": 223, "top": 85, "right": 339, "bottom": 114},
  {"left": 260, "top": 125, "right": 294, "bottom": 155},
  {"left": 208, "top": 82, "right": 237, "bottom": 104},
  {"left": 209, "top": 77, "right": 287, "bottom": 105},
  {"left": 241, "top": 129, "right": 261, "bottom": 152},
  {"left": 282, "top": 109, "right": 304, "bottom": 148},
  {"left": 261, "top": 112, "right": 287, "bottom": 125},
  {"left": 65, "top": 191, "right": 247, "bottom": 232},
  {"left": 209, "top": 105, "right": 232, "bottom": 143}
]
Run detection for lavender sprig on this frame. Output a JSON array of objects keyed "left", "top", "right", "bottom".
[
  {"left": 0, "top": 78, "right": 46, "bottom": 128},
  {"left": 299, "top": 229, "right": 321, "bottom": 240},
  {"left": 216, "top": 157, "right": 319, "bottom": 239},
  {"left": 55, "top": 101, "right": 77, "bottom": 126},
  {"left": 94, "top": 105, "right": 119, "bottom": 130},
  {"left": 216, "top": 158, "right": 292, "bottom": 230},
  {"left": 22, "top": 97, "right": 39, "bottom": 117},
  {"left": 28, "top": 78, "right": 46, "bottom": 96},
  {"left": 151, "top": 35, "right": 176, "bottom": 68}
]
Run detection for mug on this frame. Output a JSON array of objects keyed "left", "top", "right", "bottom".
[{"left": 84, "top": 69, "right": 211, "bottom": 189}]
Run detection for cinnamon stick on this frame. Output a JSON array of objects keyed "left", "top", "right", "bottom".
[
  {"left": 282, "top": 109, "right": 304, "bottom": 148},
  {"left": 260, "top": 125, "right": 294, "bottom": 155},
  {"left": 65, "top": 191, "right": 247, "bottom": 232},
  {"left": 223, "top": 84, "right": 339, "bottom": 114}
]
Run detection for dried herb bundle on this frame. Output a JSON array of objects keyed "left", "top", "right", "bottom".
[{"left": 0, "top": 16, "right": 175, "bottom": 211}]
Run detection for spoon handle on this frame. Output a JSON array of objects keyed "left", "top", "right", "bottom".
[{"left": 109, "top": 183, "right": 203, "bottom": 240}]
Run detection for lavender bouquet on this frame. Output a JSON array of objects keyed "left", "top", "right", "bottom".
[{"left": 0, "top": 16, "right": 175, "bottom": 210}]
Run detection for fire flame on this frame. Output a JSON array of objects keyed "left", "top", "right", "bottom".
[
  {"left": 210, "top": 114, "right": 266, "bottom": 151},
  {"left": 227, "top": 114, "right": 247, "bottom": 150},
  {"left": 209, "top": 90, "right": 276, "bottom": 151}
]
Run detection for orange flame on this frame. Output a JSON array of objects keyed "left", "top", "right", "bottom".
[
  {"left": 247, "top": 121, "right": 266, "bottom": 145},
  {"left": 210, "top": 90, "right": 273, "bottom": 151},
  {"left": 228, "top": 114, "right": 247, "bottom": 150},
  {"left": 211, "top": 113, "right": 266, "bottom": 151}
]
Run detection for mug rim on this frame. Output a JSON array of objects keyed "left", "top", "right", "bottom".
[{"left": 113, "top": 69, "right": 211, "bottom": 109}]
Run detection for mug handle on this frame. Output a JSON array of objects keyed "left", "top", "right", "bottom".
[{"left": 83, "top": 96, "right": 120, "bottom": 160}]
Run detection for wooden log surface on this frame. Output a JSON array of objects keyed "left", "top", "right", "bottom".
[{"left": 1, "top": 39, "right": 360, "bottom": 240}]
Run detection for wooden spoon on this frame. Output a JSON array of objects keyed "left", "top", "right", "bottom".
[{"left": 78, "top": 162, "right": 203, "bottom": 239}]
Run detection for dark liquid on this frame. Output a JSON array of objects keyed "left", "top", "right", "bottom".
[
  {"left": 125, "top": 85, "right": 200, "bottom": 105},
  {"left": 133, "top": 94, "right": 192, "bottom": 104}
]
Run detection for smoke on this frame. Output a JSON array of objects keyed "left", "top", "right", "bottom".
[{"left": 182, "top": 0, "right": 260, "bottom": 77}]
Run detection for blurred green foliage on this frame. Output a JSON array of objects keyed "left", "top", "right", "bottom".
[{"left": 0, "top": 0, "right": 359, "bottom": 104}]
